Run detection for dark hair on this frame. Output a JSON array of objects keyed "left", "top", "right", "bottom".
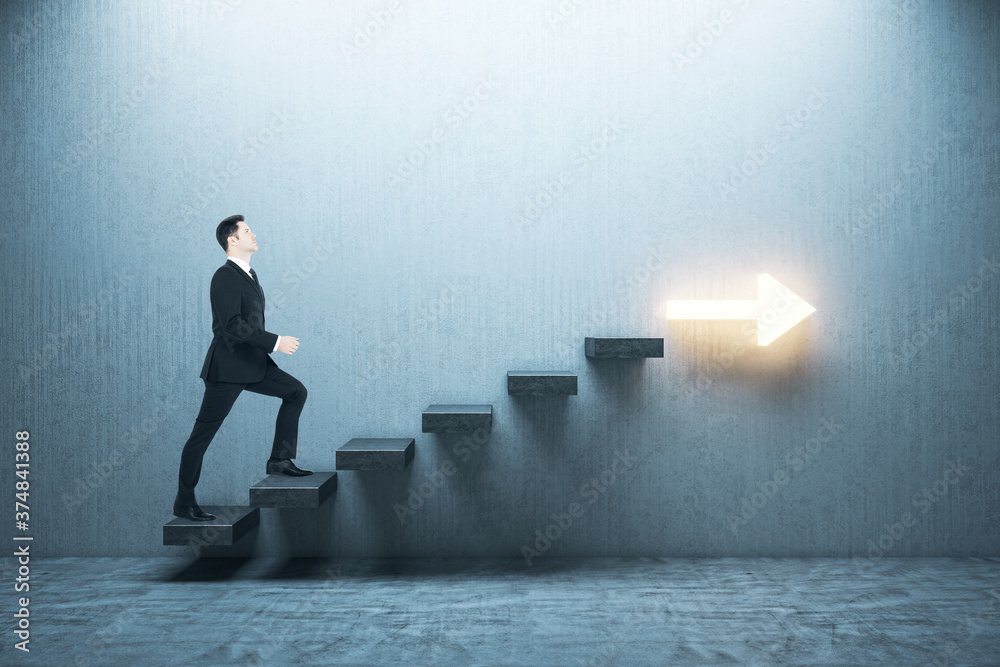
[{"left": 216, "top": 214, "right": 244, "bottom": 252}]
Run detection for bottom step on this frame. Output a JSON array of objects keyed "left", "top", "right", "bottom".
[{"left": 163, "top": 506, "right": 260, "bottom": 546}]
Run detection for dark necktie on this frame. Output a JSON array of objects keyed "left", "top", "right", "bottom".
[{"left": 249, "top": 268, "right": 260, "bottom": 288}]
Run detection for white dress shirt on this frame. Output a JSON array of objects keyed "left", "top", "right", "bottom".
[{"left": 227, "top": 255, "right": 280, "bottom": 353}]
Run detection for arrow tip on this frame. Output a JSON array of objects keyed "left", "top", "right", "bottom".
[{"left": 756, "top": 274, "right": 816, "bottom": 345}]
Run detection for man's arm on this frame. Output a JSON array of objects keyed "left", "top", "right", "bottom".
[
  {"left": 273, "top": 336, "right": 281, "bottom": 353},
  {"left": 212, "top": 270, "right": 279, "bottom": 353}
]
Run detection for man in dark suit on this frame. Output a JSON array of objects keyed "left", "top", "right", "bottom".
[{"left": 174, "top": 214, "right": 313, "bottom": 521}]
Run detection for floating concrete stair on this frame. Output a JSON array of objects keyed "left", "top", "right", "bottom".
[
  {"left": 249, "top": 472, "right": 338, "bottom": 508},
  {"left": 422, "top": 404, "right": 493, "bottom": 433},
  {"left": 337, "top": 438, "right": 415, "bottom": 470},
  {"left": 585, "top": 337, "right": 664, "bottom": 358},
  {"left": 507, "top": 371, "right": 578, "bottom": 395},
  {"left": 162, "top": 506, "right": 259, "bottom": 547}
]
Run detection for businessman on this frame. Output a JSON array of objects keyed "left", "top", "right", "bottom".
[{"left": 174, "top": 214, "right": 312, "bottom": 521}]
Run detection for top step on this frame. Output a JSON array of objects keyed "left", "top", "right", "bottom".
[{"left": 585, "top": 337, "right": 664, "bottom": 358}]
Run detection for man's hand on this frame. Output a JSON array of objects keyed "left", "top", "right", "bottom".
[{"left": 277, "top": 336, "right": 300, "bottom": 354}]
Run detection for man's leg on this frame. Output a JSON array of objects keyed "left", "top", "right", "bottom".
[
  {"left": 244, "top": 363, "right": 308, "bottom": 461},
  {"left": 176, "top": 380, "right": 244, "bottom": 505}
]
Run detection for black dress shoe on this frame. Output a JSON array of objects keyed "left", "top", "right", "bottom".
[
  {"left": 266, "top": 459, "right": 313, "bottom": 476},
  {"left": 172, "top": 504, "right": 216, "bottom": 521}
]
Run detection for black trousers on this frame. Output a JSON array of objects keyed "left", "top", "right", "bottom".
[{"left": 176, "top": 362, "right": 307, "bottom": 505}]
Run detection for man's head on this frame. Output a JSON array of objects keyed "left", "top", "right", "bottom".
[{"left": 215, "top": 214, "right": 258, "bottom": 257}]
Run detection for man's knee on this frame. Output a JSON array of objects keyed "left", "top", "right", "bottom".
[{"left": 289, "top": 383, "right": 307, "bottom": 404}]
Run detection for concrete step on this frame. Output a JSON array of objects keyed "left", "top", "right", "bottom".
[
  {"left": 507, "top": 371, "right": 578, "bottom": 395},
  {"left": 422, "top": 404, "right": 493, "bottom": 433},
  {"left": 163, "top": 506, "right": 259, "bottom": 547},
  {"left": 249, "top": 472, "right": 338, "bottom": 508},
  {"left": 337, "top": 438, "right": 415, "bottom": 470},
  {"left": 585, "top": 337, "right": 664, "bottom": 358}
]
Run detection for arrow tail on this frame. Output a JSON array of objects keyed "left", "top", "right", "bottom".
[{"left": 666, "top": 300, "right": 759, "bottom": 320}]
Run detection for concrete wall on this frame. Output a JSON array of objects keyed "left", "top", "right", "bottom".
[{"left": 2, "top": 0, "right": 998, "bottom": 557}]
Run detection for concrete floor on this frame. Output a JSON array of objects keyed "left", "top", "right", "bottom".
[{"left": 3, "top": 557, "right": 999, "bottom": 666}]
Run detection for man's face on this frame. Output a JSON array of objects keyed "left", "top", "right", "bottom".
[{"left": 229, "top": 220, "right": 258, "bottom": 254}]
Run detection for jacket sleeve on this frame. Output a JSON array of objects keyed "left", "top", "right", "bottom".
[{"left": 212, "top": 269, "right": 279, "bottom": 353}]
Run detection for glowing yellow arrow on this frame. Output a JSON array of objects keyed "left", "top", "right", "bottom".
[{"left": 666, "top": 274, "right": 816, "bottom": 346}]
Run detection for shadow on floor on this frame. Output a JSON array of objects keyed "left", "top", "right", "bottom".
[
  {"left": 158, "top": 556, "right": 671, "bottom": 581},
  {"left": 161, "top": 557, "right": 253, "bottom": 582}
]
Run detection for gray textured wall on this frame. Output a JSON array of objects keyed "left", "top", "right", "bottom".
[{"left": 2, "top": 0, "right": 998, "bottom": 558}]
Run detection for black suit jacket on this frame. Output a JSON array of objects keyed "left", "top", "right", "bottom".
[{"left": 199, "top": 259, "right": 280, "bottom": 383}]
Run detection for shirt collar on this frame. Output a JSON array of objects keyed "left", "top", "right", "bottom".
[{"left": 226, "top": 255, "right": 252, "bottom": 275}]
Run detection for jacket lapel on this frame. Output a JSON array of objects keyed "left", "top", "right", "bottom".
[{"left": 226, "top": 259, "right": 264, "bottom": 299}]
